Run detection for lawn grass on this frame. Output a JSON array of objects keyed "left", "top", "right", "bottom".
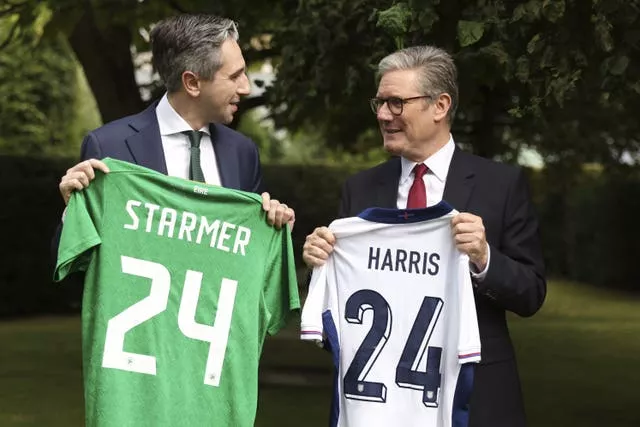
[
  {"left": 510, "top": 281, "right": 640, "bottom": 427},
  {"left": 0, "top": 280, "right": 639, "bottom": 426}
]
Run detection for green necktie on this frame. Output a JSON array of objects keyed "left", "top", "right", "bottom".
[{"left": 183, "top": 130, "right": 206, "bottom": 182}]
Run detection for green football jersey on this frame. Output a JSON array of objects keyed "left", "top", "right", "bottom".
[{"left": 54, "top": 158, "right": 300, "bottom": 427}]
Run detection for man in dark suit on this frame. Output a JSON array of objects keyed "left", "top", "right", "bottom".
[
  {"left": 302, "top": 45, "right": 546, "bottom": 427},
  {"left": 56, "top": 14, "right": 293, "bottom": 239}
]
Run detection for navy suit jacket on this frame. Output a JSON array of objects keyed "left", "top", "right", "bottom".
[
  {"left": 338, "top": 147, "right": 546, "bottom": 427},
  {"left": 52, "top": 102, "right": 265, "bottom": 265},
  {"left": 79, "top": 101, "right": 264, "bottom": 192}
]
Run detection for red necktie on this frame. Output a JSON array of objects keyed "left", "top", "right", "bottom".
[{"left": 407, "top": 163, "right": 428, "bottom": 209}]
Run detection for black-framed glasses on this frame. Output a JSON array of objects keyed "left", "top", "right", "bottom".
[{"left": 369, "top": 95, "right": 432, "bottom": 116}]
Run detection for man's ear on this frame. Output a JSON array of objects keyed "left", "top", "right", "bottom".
[
  {"left": 182, "top": 71, "right": 201, "bottom": 97},
  {"left": 433, "top": 93, "right": 452, "bottom": 123}
]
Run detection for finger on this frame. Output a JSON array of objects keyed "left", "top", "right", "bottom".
[
  {"left": 69, "top": 170, "right": 92, "bottom": 188},
  {"left": 59, "top": 178, "right": 86, "bottom": 204},
  {"left": 73, "top": 160, "right": 95, "bottom": 180},
  {"left": 455, "top": 230, "right": 487, "bottom": 244},
  {"left": 61, "top": 178, "right": 86, "bottom": 193},
  {"left": 272, "top": 204, "right": 289, "bottom": 229},
  {"left": 87, "top": 159, "right": 110, "bottom": 174},
  {"left": 60, "top": 173, "right": 89, "bottom": 194},
  {"left": 304, "top": 235, "right": 335, "bottom": 255},
  {"left": 302, "top": 253, "right": 328, "bottom": 268},
  {"left": 313, "top": 227, "right": 336, "bottom": 245},
  {"left": 266, "top": 200, "right": 281, "bottom": 226},
  {"left": 68, "top": 159, "right": 109, "bottom": 182},
  {"left": 451, "top": 212, "right": 480, "bottom": 226},
  {"left": 285, "top": 207, "right": 296, "bottom": 228},
  {"left": 303, "top": 243, "right": 331, "bottom": 263},
  {"left": 280, "top": 207, "right": 295, "bottom": 229},
  {"left": 261, "top": 192, "right": 271, "bottom": 211},
  {"left": 452, "top": 222, "right": 483, "bottom": 236}
]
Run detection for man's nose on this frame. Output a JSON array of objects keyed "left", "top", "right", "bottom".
[
  {"left": 376, "top": 102, "right": 393, "bottom": 121},
  {"left": 238, "top": 73, "right": 251, "bottom": 95}
]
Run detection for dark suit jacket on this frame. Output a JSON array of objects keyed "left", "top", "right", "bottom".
[
  {"left": 338, "top": 147, "right": 546, "bottom": 427},
  {"left": 52, "top": 102, "right": 265, "bottom": 265}
]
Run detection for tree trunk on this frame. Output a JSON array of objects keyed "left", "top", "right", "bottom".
[{"left": 68, "top": 11, "right": 144, "bottom": 124}]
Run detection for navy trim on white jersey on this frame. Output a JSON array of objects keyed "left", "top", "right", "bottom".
[
  {"left": 452, "top": 364, "right": 475, "bottom": 427},
  {"left": 358, "top": 201, "right": 454, "bottom": 224},
  {"left": 323, "top": 310, "right": 341, "bottom": 427}
]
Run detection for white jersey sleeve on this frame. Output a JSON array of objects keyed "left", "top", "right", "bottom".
[
  {"left": 300, "top": 265, "right": 329, "bottom": 344},
  {"left": 299, "top": 201, "right": 481, "bottom": 427},
  {"left": 457, "top": 255, "right": 481, "bottom": 363}
]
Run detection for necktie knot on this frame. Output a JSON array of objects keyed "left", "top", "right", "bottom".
[
  {"left": 183, "top": 130, "right": 203, "bottom": 149},
  {"left": 413, "top": 163, "right": 428, "bottom": 179}
]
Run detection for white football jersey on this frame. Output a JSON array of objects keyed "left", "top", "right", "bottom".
[{"left": 301, "top": 202, "right": 481, "bottom": 427}]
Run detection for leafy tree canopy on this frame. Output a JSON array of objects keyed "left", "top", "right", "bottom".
[
  {"left": 269, "top": 0, "right": 640, "bottom": 165},
  {"left": 3, "top": 0, "right": 639, "bottom": 165}
]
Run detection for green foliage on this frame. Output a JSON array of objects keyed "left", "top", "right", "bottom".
[
  {"left": 237, "top": 110, "right": 286, "bottom": 163},
  {"left": 267, "top": 0, "right": 396, "bottom": 151},
  {"left": 457, "top": 20, "right": 485, "bottom": 47},
  {"left": 268, "top": 0, "right": 640, "bottom": 165},
  {"left": 376, "top": 2, "right": 411, "bottom": 48},
  {"left": 3, "top": 0, "right": 640, "bottom": 165},
  {"left": 530, "top": 165, "right": 640, "bottom": 290},
  {"left": 0, "top": 27, "right": 82, "bottom": 156}
]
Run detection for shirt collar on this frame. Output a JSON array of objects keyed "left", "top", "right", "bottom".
[
  {"left": 400, "top": 135, "right": 456, "bottom": 184},
  {"left": 156, "top": 93, "right": 210, "bottom": 136}
]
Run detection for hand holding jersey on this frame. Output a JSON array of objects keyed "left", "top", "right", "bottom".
[
  {"left": 303, "top": 212, "right": 489, "bottom": 271},
  {"left": 55, "top": 159, "right": 300, "bottom": 427},
  {"left": 59, "top": 158, "right": 295, "bottom": 229},
  {"left": 300, "top": 203, "right": 481, "bottom": 427},
  {"left": 302, "top": 44, "right": 545, "bottom": 427}
]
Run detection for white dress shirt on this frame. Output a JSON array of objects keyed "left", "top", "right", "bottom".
[
  {"left": 396, "top": 135, "right": 490, "bottom": 280},
  {"left": 156, "top": 93, "right": 221, "bottom": 185}
]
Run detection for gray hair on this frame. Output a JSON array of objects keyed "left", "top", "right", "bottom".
[
  {"left": 377, "top": 46, "right": 458, "bottom": 122},
  {"left": 150, "top": 14, "right": 239, "bottom": 93}
]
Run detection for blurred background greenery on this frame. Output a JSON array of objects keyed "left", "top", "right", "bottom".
[{"left": 0, "top": 0, "right": 639, "bottom": 426}]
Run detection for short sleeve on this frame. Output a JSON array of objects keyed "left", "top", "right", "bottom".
[
  {"left": 300, "top": 265, "right": 329, "bottom": 343},
  {"left": 457, "top": 255, "right": 482, "bottom": 364},
  {"left": 53, "top": 175, "right": 105, "bottom": 282},
  {"left": 263, "top": 225, "right": 300, "bottom": 335}
]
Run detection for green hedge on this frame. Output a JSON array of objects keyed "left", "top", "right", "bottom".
[{"left": 0, "top": 156, "right": 637, "bottom": 317}]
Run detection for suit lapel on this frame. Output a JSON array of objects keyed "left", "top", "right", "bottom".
[
  {"left": 443, "top": 147, "right": 475, "bottom": 211},
  {"left": 374, "top": 157, "right": 402, "bottom": 208},
  {"left": 209, "top": 124, "right": 239, "bottom": 189},
  {"left": 125, "top": 103, "right": 168, "bottom": 174}
]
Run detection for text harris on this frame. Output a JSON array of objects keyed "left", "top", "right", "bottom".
[{"left": 367, "top": 246, "right": 440, "bottom": 275}]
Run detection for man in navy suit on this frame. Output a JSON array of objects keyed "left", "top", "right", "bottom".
[
  {"left": 57, "top": 14, "right": 293, "bottom": 232},
  {"left": 302, "top": 46, "right": 546, "bottom": 427}
]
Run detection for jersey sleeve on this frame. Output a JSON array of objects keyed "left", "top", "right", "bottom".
[
  {"left": 299, "top": 265, "right": 329, "bottom": 344},
  {"left": 457, "top": 255, "right": 482, "bottom": 364},
  {"left": 263, "top": 225, "right": 300, "bottom": 336},
  {"left": 53, "top": 174, "right": 105, "bottom": 282}
]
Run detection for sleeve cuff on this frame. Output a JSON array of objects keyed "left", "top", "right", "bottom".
[{"left": 470, "top": 243, "right": 491, "bottom": 281}]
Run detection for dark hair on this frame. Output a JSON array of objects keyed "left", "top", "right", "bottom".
[{"left": 150, "top": 14, "right": 239, "bottom": 92}]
